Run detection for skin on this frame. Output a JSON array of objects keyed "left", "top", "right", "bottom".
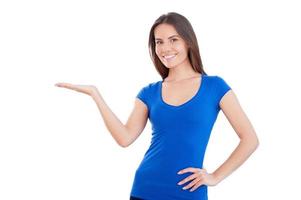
[
  {"left": 55, "top": 23, "right": 259, "bottom": 193},
  {"left": 154, "top": 24, "right": 259, "bottom": 191}
]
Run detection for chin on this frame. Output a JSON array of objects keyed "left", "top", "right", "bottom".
[{"left": 164, "top": 64, "right": 178, "bottom": 69}]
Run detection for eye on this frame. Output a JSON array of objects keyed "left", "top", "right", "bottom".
[
  {"left": 155, "top": 41, "right": 162, "bottom": 44},
  {"left": 171, "top": 38, "right": 178, "bottom": 42}
]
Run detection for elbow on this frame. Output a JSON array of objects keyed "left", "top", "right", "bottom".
[
  {"left": 114, "top": 130, "right": 131, "bottom": 148},
  {"left": 118, "top": 139, "right": 131, "bottom": 148},
  {"left": 251, "top": 132, "right": 260, "bottom": 150},
  {"left": 240, "top": 134, "right": 260, "bottom": 151},
  {"left": 250, "top": 136, "right": 260, "bottom": 152},
  {"left": 119, "top": 141, "right": 129, "bottom": 148},
  {"left": 254, "top": 137, "right": 260, "bottom": 150},
  {"left": 121, "top": 144, "right": 130, "bottom": 148}
]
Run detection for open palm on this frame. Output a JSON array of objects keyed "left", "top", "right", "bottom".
[{"left": 55, "top": 82, "right": 98, "bottom": 96}]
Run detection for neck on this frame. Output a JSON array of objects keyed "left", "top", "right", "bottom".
[{"left": 164, "top": 60, "right": 200, "bottom": 82}]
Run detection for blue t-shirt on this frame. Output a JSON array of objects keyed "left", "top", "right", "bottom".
[{"left": 130, "top": 74, "right": 232, "bottom": 200}]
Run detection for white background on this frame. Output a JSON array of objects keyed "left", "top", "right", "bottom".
[{"left": 1, "top": 0, "right": 300, "bottom": 199}]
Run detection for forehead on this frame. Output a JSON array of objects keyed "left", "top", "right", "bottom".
[{"left": 154, "top": 24, "right": 179, "bottom": 39}]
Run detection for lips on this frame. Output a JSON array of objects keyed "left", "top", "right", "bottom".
[{"left": 163, "top": 54, "right": 177, "bottom": 61}]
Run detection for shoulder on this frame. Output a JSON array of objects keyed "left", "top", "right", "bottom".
[
  {"left": 136, "top": 80, "right": 160, "bottom": 107},
  {"left": 203, "top": 74, "right": 232, "bottom": 109},
  {"left": 204, "top": 74, "right": 232, "bottom": 95},
  {"left": 136, "top": 80, "right": 161, "bottom": 98},
  {"left": 139, "top": 80, "right": 161, "bottom": 91},
  {"left": 204, "top": 74, "right": 230, "bottom": 86},
  {"left": 204, "top": 74, "right": 226, "bottom": 82}
]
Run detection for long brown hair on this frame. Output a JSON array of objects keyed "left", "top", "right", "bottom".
[{"left": 148, "top": 12, "right": 207, "bottom": 80}]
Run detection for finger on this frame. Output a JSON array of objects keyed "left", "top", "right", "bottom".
[
  {"left": 189, "top": 180, "right": 204, "bottom": 192},
  {"left": 178, "top": 173, "right": 199, "bottom": 185},
  {"left": 55, "top": 83, "right": 70, "bottom": 87},
  {"left": 56, "top": 83, "right": 76, "bottom": 90},
  {"left": 177, "top": 167, "right": 198, "bottom": 174},
  {"left": 182, "top": 177, "right": 202, "bottom": 190},
  {"left": 200, "top": 168, "right": 207, "bottom": 173},
  {"left": 198, "top": 169, "right": 208, "bottom": 175}
]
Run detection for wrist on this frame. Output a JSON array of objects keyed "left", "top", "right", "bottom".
[
  {"left": 212, "top": 171, "right": 224, "bottom": 185},
  {"left": 91, "top": 88, "right": 101, "bottom": 99}
]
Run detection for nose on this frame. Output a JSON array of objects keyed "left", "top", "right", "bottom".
[{"left": 159, "top": 42, "right": 173, "bottom": 53}]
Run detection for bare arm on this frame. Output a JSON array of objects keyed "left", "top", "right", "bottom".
[
  {"left": 55, "top": 82, "right": 148, "bottom": 148},
  {"left": 91, "top": 89, "right": 148, "bottom": 148},
  {"left": 212, "top": 90, "right": 259, "bottom": 184}
]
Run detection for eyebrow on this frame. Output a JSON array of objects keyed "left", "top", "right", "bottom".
[{"left": 155, "top": 35, "right": 179, "bottom": 41}]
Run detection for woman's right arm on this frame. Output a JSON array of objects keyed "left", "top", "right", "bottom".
[
  {"left": 55, "top": 82, "right": 148, "bottom": 148},
  {"left": 91, "top": 89, "right": 148, "bottom": 148}
]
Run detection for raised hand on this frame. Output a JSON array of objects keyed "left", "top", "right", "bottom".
[{"left": 55, "top": 82, "right": 99, "bottom": 96}]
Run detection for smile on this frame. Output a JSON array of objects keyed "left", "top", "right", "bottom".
[{"left": 163, "top": 54, "right": 177, "bottom": 61}]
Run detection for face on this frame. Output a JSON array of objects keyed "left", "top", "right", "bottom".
[{"left": 154, "top": 23, "right": 190, "bottom": 69}]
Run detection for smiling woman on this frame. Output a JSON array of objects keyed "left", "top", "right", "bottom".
[
  {"left": 128, "top": 12, "right": 259, "bottom": 200},
  {"left": 55, "top": 11, "right": 259, "bottom": 200},
  {"left": 148, "top": 12, "right": 205, "bottom": 80}
]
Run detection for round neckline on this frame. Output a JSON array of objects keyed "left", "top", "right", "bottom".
[{"left": 159, "top": 73, "right": 205, "bottom": 108}]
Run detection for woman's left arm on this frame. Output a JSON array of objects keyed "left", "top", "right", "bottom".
[
  {"left": 177, "top": 90, "right": 259, "bottom": 191},
  {"left": 212, "top": 89, "right": 260, "bottom": 184}
]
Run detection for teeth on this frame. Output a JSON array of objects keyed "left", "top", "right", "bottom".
[{"left": 164, "top": 55, "right": 176, "bottom": 59}]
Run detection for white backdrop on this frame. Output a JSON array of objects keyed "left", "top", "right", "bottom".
[{"left": 1, "top": 0, "right": 300, "bottom": 199}]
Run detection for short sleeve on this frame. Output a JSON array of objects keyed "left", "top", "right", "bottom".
[
  {"left": 136, "top": 84, "right": 150, "bottom": 109},
  {"left": 214, "top": 76, "right": 232, "bottom": 109}
]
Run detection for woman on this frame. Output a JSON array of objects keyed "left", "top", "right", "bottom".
[{"left": 55, "top": 12, "right": 259, "bottom": 200}]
